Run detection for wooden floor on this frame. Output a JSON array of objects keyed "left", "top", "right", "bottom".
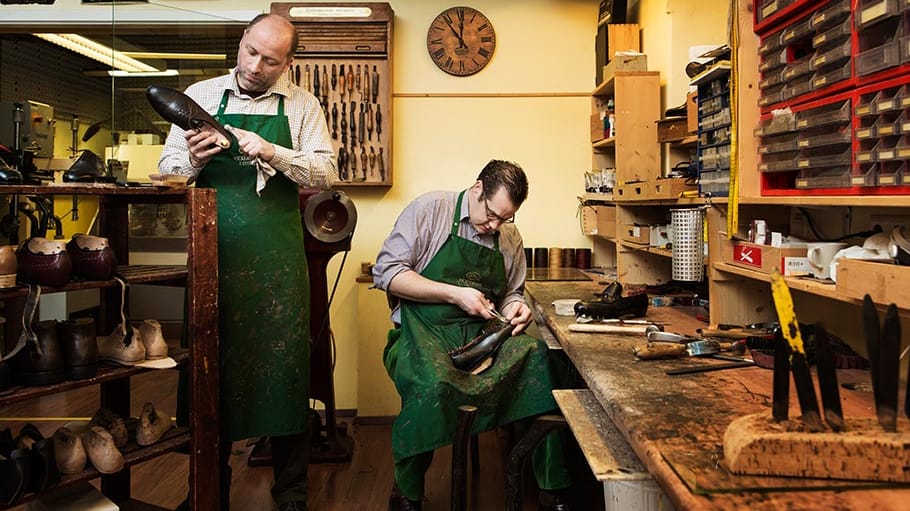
[{"left": 2, "top": 370, "right": 600, "bottom": 511}]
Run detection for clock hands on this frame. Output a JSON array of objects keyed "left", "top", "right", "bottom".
[{"left": 443, "top": 17, "right": 468, "bottom": 49}]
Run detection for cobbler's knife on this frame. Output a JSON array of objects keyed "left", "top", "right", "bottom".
[
  {"left": 813, "top": 325, "right": 844, "bottom": 431},
  {"left": 877, "top": 304, "right": 900, "bottom": 432}
]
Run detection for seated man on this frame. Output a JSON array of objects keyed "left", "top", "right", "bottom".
[{"left": 373, "top": 160, "right": 571, "bottom": 510}]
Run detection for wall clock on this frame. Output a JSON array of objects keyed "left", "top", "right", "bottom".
[{"left": 426, "top": 6, "right": 496, "bottom": 76}]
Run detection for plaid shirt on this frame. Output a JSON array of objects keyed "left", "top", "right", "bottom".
[{"left": 158, "top": 68, "right": 337, "bottom": 189}]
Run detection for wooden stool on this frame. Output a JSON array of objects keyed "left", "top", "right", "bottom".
[{"left": 505, "top": 415, "right": 569, "bottom": 511}]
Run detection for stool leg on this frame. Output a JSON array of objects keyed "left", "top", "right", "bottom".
[
  {"left": 470, "top": 434, "right": 480, "bottom": 475},
  {"left": 452, "top": 405, "right": 478, "bottom": 511},
  {"left": 505, "top": 415, "right": 567, "bottom": 511}
]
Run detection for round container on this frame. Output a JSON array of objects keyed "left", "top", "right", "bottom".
[
  {"left": 670, "top": 208, "right": 705, "bottom": 282},
  {"left": 548, "top": 247, "right": 562, "bottom": 269},
  {"left": 575, "top": 248, "right": 592, "bottom": 269},
  {"left": 562, "top": 248, "right": 576, "bottom": 268},
  {"left": 553, "top": 299, "right": 580, "bottom": 316},
  {"left": 533, "top": 247, "right": 549, "bottom": 268},
  {"left": 524, "top": 248, "right": 533, "bottom": 267}
]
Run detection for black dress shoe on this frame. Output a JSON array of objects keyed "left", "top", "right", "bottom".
[
  {"left": 146, "top": 85, "right": 234, "bottom": 148},
  {"left": 63, "top": 150, "right": 106, "bottom": 183},
  {"left": 389, "top": 484, "right": 422, "bottom": 511},
  {"left": 449, "top": 318, "right": 512, "bottom": 373}
]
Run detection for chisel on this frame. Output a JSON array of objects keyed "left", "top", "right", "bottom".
[
  {"left": 813, "top": 325, "right": 844, "bottom": 431},
  {"left": 862, "top": 295, "right": 881, "bottom": 407},
  {"left": 770, "top": 272, "right": 823, "bottom": 432},
  {"left": 772, "top": 331, "right": 790, "bottom": 422}
]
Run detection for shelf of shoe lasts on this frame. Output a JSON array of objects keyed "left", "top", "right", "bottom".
[
  {"left": 0, "top": 187, "right": 219, "bottom": 511},
  {"left": 0, "top": 266, "right": 188, "bottom": 301}
]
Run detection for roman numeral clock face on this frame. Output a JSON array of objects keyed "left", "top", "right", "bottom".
[{"left": 427, "top": 6, "right": 496, "bottom": 76}]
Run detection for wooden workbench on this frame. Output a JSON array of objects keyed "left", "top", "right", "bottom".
[{"left": 526, "top": 279, "right": 910, "bottom": 511}]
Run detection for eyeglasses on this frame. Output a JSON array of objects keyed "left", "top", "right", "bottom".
[{"left": 484, "top": 197, "right": 515, "bottom": 224}]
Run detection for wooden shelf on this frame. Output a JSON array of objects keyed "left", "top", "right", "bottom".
[
  {"left": 0, "top": 265, "right": 187, "bottom": 300},
  {"left": 592, "top": 137, "right": 616, "bottom": 150},
  {"left": 739, "top": 195, "right": 910, "bottom": 207},
  {"left": 618, "top": 240, "right": 673, "bottom": 258},
  {"left": 714, "top": 262, "right": 846, "bottom": 302}
]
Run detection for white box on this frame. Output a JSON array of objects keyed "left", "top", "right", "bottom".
[{"left": 604, "top": 479, "right": 676, "bottom": 511}]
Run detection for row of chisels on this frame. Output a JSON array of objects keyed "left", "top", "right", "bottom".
[
  {"left": 287, "top": 60, "right": 389, "bottom": 183},
  {"left": 772, "top": 271, "right": 907, "bottom": 433}
]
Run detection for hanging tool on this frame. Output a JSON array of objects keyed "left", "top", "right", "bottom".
[
  {"left": 332, "top": 63, "right": 338, "bottom": 91},
  {"left": 367, "top": 103, "right": 374, "bottom": 141},
  {"left": 375, "top": 104, "right": 382, "bottom": 142},
  {"left": 347, "top": 65, "right": 355, "bottom": 98},
  {"left": 350, "top": 101, "right": 357, "bottom": 147},
  {"left": 295, "top": 64, "right": 300, "bottom": 86},
  {"left": 355, "top": 64, "right": 362, "bottom": 92},
  {"left": 331, "top": 103, "right": 338, "bottom": 139},
  {"left": 378, "top": 147, "right": 385, "bottom": 181},
  {"left": 363, "top": 65, "right": 370, "bottom": 101},
  {"left": 321, "top": 66, "right": 328, "bottom": 105},
  {"left": 304, "top": 64, "right": 311, "bottom": 92},
  {"left": 369, "top": 146, "right": 376, "bottom": 177},
  {"left": 313, "top": 64, "right": 321, "bottom": 99},
  {"left": 360, "top": 147, "right": 367, "bottom": 181},
  {"left": 813, "top": 325, "right": 844, "bottom": 431},
  {"left": 337, "top": 147, "right": 348, "bottom": 182},
  {"left": 358, "top": 103, "right": 366, "bottom": 148},
  {"left": 340, "top": 103, "right": 347, "bottom": 145},
  {"left": 862, "top": 295, "right": 900, "bottom": 432},
  {"left": 770, "top": 271, "right": 823, "bottom": 432},
  {"left": 372, "top": 65, "right": 379, "bottom": 103}
]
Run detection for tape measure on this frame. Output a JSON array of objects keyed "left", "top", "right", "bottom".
[
  {"left": 726, "top": 1, "right": 740, "bottom": 239},
  {"left": 770, "top": 271, "right": 806, "bottom": 355}
]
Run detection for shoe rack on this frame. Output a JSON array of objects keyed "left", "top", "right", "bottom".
[
  {"left": 0, "top": 186, "right": 219, "bottom": 510},
  {"left": 271, "top": 2, "right": 394, "bottom": 187}
]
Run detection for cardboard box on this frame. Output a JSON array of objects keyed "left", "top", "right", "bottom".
[
  {"left": 581, "top": 205, "right": 616, "bottom": 239},
  {"left": 724, "top": 240, "right": 809, "bottom": 275},
  {"left": 622, "top": 224, "right": 651, "bottom": 245}
]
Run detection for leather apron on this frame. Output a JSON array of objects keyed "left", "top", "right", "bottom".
[
  {"left": 384, "top": 191, "right": 559, "bottom": 462},
  {"left": 196, "top": 90, "right": 310, "bottom": 441}
]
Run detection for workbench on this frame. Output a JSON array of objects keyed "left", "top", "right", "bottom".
[{"left": 525, "top": 279, "right": 910, "bottom": 511}]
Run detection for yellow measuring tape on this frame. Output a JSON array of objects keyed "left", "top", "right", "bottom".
[
  {"left": 726, "top": 0, "right": 740, "bottom": 239},
  {"left": 770, "top": 271, "right": 806, "bottom": 355}
]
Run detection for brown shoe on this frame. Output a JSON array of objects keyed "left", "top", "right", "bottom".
[
  {"left": 136, "top": 402, "right": 173, "bottom": 446},
  {"left": 53, "top": 427, "right": 86, "bottom": 475},
  {"left": 137, "top": 319, "right": 168, "bottom": 360},
  {"left": 66, "top": 234, "right": 116, "bottom": 281},
  {"left": 83, "top": 426, "right": 124, "bottom": 474},
  {"left": 15, "top": 237, "right": 72, "bottom": 287},
  {"left": 58, "top": 317, "right": 98, "bottom": 380},
  {"left": 88, "top": 408, "right": 128, "bottom": 449}
]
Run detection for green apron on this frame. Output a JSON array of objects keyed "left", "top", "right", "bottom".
[
  {"left": 196, "top": 90, "right": 310, "bottom": 441},
  {"left": 384, "top": 191, "right": 568, "bottom": 498}
]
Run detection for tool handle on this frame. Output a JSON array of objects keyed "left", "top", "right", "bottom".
[{"left": 568, "top": 323, "right": 653, "bottom": 335}]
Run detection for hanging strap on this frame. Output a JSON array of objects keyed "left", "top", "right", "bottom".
[{"left": 3, "top": 284, "right": 42, "bottom": 361}]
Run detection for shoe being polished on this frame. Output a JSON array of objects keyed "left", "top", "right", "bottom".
[
  {"left": 146, "top": 85, "right": 233, "bottom": 148},
  {"left": 67, "top": 234, "right": 116, "bottom": 281},
  {"left": 16, "top": 237, "right": 72, "bottom": 287},
  {"left": 448, "top": 318, "right": 513, "bottom": 373}
]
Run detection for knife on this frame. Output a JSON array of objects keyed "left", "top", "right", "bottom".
[
  {"left": 772, "top": 331, "right": 790, "bottom": 422},
  {"left": 877, "top": 303, "right": 900, "bottom": 432},
  {"left": 813, "top": 325, "right": 844, "bottom": 431},
  {"left": 770, "top": 272, "right": 824, "bottom": 432},
  {"left": 862, "top": 295, "right": 881, "bottom": 406}
]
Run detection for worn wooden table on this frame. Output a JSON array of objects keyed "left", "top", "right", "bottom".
[{"left": 526, "top": 279, "right": 910, "bottom": 511}]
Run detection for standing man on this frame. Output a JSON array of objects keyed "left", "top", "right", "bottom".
[
  {"left": 159, "top": 13, "right": 336, "bottom": 511},
  {"left": 373, "top": 160, "right": 572, "bottom": 511}
]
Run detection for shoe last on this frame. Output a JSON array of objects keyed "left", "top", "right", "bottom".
[
  {"left": 15, "top": 237, "right": 72, "bottom": 287},
  {"left": 0, "top": 245, "right": 16, "bottom": 289},
  {"left": 89, "top": 408, "right": 128, "bottom": 449},
  {"left": 53, "top": 427, "right": 87, "bottom": 475},
  {"left": 97, "top": 323, "right": 145, "bottom": 366},
  {"left": 138, "top": 319, "right": 168, "bottom": 360},
  {"left": 83, "top": 425, "right": 124, "bottom": 474},
  {"left": 66, "top": 234, "right": 116, "bottom": 281},
  {"left": 136, "top": 402, "right": 173, "bottom": 446}
]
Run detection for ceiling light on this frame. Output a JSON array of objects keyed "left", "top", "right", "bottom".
[
  {"left": 119, "top": 52, "right": 226, "bottom": 61},
  {"left": 108, "top": 69, "right": 179, "bottom": 77},
  {"left": 33, "top": 33, "right": 158, "bottom": 73}
]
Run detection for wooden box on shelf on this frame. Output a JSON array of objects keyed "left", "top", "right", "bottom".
[
  {"left": 581, "top": 205, "right": 616, "bottom": 239},
  {"left": 722, "top": 239, "right": 808, "bottom": 276},
  {"left": 650, "top": 177, "right": 695, "bottom": 199},
  {"left": 656, "top": 118, "right": 689, "bottom": 143},
  {"left": 836, "top": 258, "right": 910, "bottom": 309},
  {"left": 590, "top": 113, "right": 607, "bottom": 143},
  {"left": 601, "top": 53, "right": 647, "bottom": 84},
  {"left": 621, "top": 224, "right": 651, "bottom": 245},
  {"left": 614, "top": 181, "right": 647, "bottom": 201}
]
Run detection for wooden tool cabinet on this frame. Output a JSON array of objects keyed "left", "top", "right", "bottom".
[{"left": 0, "top": 186, "right": 218, "bottom": 510}]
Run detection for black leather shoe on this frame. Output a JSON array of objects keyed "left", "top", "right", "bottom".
[
  {"left": 539, "top": 489, "right": 571, "bottom": 511},
  {"left": 389, "top": 484, "right": 422, "bottom": 511},
  {"left": 0, "top": 159, "right": 22, "bottom": 185},
  {"left": 146, "top": 85, "right": 234, "bottom": 148},
  {"left": 278, "top": 501, "right": 306, "bottom": 511},
  {"left": 17, "top": 423, "right": 59, "bottom": 492},
  {"left": 574, "top": 291, "right": 649, "bottom": 320},
  {"left": 63, "top": 150, "right": 105, "bottom": 183},
  {"left": 449, "top": 318, "right": 512, "bottom": 373}
]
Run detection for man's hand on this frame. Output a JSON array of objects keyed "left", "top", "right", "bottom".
[
  {"left": 450, "top": 286, "right": 496, "bottom": 318},
  {"left": 225, "top": 125, "right": 276, "bottom": 163},
  {"left": 502, "top": 301, "right": 533, "bottom": 336},
  {"left": 185, "top": 127, "right": 224, "bottom": 169}
]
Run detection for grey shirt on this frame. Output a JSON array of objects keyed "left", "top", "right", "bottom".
[{"left": 372, "top": 190, "right": 528, "bottom": 324}]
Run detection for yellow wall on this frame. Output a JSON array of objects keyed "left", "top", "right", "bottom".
[{"left": 15, "top": 0, "right": 729, "bottom": 416}]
